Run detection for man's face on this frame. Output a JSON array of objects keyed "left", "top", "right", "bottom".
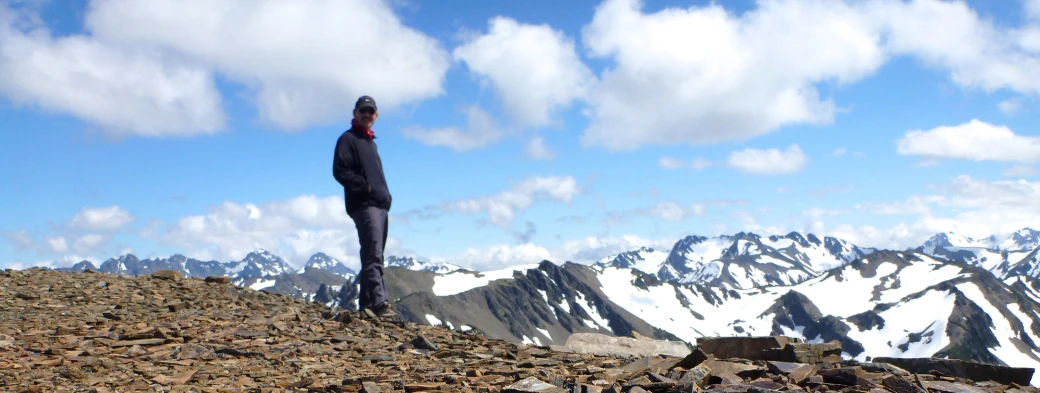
[{"left": 354, "top": 106, "right": 378, "bottom": 128}]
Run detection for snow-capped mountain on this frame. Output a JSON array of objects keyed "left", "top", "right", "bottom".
[
  {"left": 40, "top": 227, "right": 1040, "bottom": 385},
  {"left": 320, "top": 250, "right": 1040, "bottom": 385},
  {"left": 386, "top": 255, "right": 460, "bottom": 274},
  {"left": 1002, "top": 229, "right": 1040, "bottom": 252},
  {"left": 600, "top": 232, "right": 865, "bottom": 289},
  {"left": 916, "top": 228, "right": 1040, "bottom": 280},
  {"left": 921, "top": 231, "right": 999, "bottom": 253},
  {"left": 594, "top": 246, "right": 669, "bottom": 273},
  {"left": 298, "top": 252, "right": 356, "bottom": 279},
  {"left": 228, "top": 249, "right": 294, "bottom": 284}
]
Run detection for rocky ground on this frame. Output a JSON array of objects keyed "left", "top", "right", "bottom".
[{"left": 1, "top": 268, "right": 1038, "bottom": 393}]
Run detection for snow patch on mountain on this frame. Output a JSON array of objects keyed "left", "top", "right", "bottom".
[
  {"left": 846, "top": 288, "right": 956, "bottom": 358},
  {"left": 431, "top": 264, "right": 539, "bottom": 296}
]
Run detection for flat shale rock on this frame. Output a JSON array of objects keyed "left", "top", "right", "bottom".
[{"left": 1, "top": 268, "right": 1036, "bottom": 393}]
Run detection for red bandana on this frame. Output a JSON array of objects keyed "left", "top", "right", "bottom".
[{"left": 352, "top": 119, "right": 374, "bottom": 139}]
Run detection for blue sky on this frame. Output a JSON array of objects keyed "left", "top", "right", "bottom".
[{"left": 2, "top": 0, "right": 1039, "bottom": 271}]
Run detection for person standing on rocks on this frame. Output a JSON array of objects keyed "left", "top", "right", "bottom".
[{"left": 333, "top": 95, "right": 395, "bottom": 319}]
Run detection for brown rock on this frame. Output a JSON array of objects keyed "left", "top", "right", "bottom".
[
  {"left": 151, "top": 270, "right": 182, "bottom": 281},
  {"left": 696, "top": 336, "right": 799, "bottom": 361},
  {"left": 204, "top": 276, "right": 231, "bottom": 284},
  {"left": 873, "top": 357, "right": 1035, "bottom": 386}
]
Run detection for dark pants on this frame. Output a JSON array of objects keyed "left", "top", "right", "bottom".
[{"left": 350, "top": 206, "right": 389, "bottom": 311}]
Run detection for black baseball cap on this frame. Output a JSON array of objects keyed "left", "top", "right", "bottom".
[{"left": 355, "top": 95, "right": 377, "bottom": 112}]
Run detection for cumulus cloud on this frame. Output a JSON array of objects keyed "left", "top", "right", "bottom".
[
  {"left": 0, "top": 4, "right": 223, "bottom": 137},
  {"left": 430, "top": 175, "right": 581, "bottom": 228},
  {"left": 161, "top": 194, "right": 388, "bottom": 268},
  {"left": 896, "top": 119, "right": 1040, "bottom": 163},
  {"left": 658, "top": 157, "right": 685, "bottom": 170},
  {"left": 999, "top": 98, "right": 1024, "bottom": 115},
  {"left": 645, "top": 202, "right": 705, "bottom": 222},
  {"left": 575, "top": 0, "right": 1040, "bottom": 151},
  {"left": 726, "top": 145, "right": 807, "bottom": 175},
  {"left": 3, "top": 230, "right": 34, "bottom": 251},
  {"left": 659, "top": 157, "right": 712, "bottom": 170},
  {"left": 74, "top": 234, "right": 109, "bottom": 254},
  {"left": 45, "top": 236, "right": 68, "bottom": 253},
  {"left": 84, "top": 0, "right": 450, "bottom": 130},
  {"left": 1005, "top": 164, "right": 1037, "bottom": 178},
  {"left": 556, "top": 234, "right": 678, "bottom": 264},
  {"left": 873, "top": 0, "right": 1040, "bottom": 97},
  {"left": 68, "top": 206, "right": 135, "bottom": 231},
  {"left": 579, "top": 0, "right": 886, "bottom": 150},
  {"left": 828, "top": 176, "right": 1040, "bottom": 249},
  {"left": 525, "top": 135, "right": 555, "bottom": 160},
  {"left": 426, "top": 234, "right": 678, "bottom": 271},
  {"left": 454, "top": 16, "right": 594, "bottom": 128},
  {"left": 0, "top": 0, "right": 450, "bottom": 136},
  {"left": 401, "top": 105, "right": 507, "bottom": 151},
  {"left": 429, "top": 243, "right": 555, "bottom": 272},
  {"left": 856, "top": 196, "right": 940, "bottom": 216}
]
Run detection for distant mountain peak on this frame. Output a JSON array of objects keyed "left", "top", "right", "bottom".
[
  {"left": 386, "top": 255, "right": 461, "bottom": 274},
  {"left": 1001, "top": 228, "right": 1040, "bottom": 252}
]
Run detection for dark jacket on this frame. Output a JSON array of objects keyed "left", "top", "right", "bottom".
[{"left": 333, "top": 127, "right": 392, "bottom": 215}]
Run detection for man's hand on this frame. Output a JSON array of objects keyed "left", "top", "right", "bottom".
[{"left": 368, "top": 185, "right": 372, "bottom": 193}]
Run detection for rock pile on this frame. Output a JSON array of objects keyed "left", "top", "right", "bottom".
[{"left": 0, "top": 268, "right": 1037, "bottom": 392}]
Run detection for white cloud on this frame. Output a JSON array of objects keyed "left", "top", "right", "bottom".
[
  {"left": 401, "top": 105, "right": 506, "bottom": 151},
  {"left": 576, "top": 0, "right": 1040, "bottom": 151},
  {"left": 832, "top": 147, "right": 847, "bottom": 156},
  {"left": 162, "top": 194, "right": 362, "bottom": 266},
  {"left": 896, "top": 119, "right": 1040, "bottom": 163},
  {"left": 644, "top": 201, "right": 705, "bottom": 222},
  {"left": 727, "top": 210, "right": 788, "bottom": 236},
  {"left": 18, "top": 0, "right": 449, "bottom": 133},
  {"left": 1005, "top": 164, "right": 1037, "bottom": 178},
  {"left": 827, "top": 176, "right": 1040, "bottom": 249},
  {"left": 914, "top": 159, "right": 941, "bottom": 167},
  {"left": 7, "top": 254, "right": 99, "bottom": 270},
  {"left": 0, "top": 4, "right": 224, "bottom": 137},
  {"left": 85, "top": 0, "right": 449, "bottom": 130},
  {"left": 691, "top": 157, "right": 712, "bottom": 171},
  {"left": 873, "top": 0, "right": 1040, "bottom": 97},
  {"left": 68, "top": 206, "right": 134, "bottom": 231},
  {"left": 435, "top": 175, "right": 581, "bottom": 228},
  {"left": 430, "top": 243, "right": 555, "bottom": 272},
  {"left": 74, "top": 234, "right": 108, "bottom": 254},
  {"left": 454, "top": 16, "right": 594, "bottom": 128},
  {"left": 556, "top": 234, "right": 678, "bottom": 264},
  {"left": 658, "top": 157, "right": 685, "bottom": 170},
  {"left": 3, "top": 230, "right": 34, "bottom": 251},
  {"left": 525, "top": 135, "right": 555, "bottom": 160},
  {"left": 999, "top": 98, "right": 1023, "bottom": 115},
  {"left": 579, "top": 0, "right": 886, "bottom": 151},
  {"left": 45, "top": 236, "right": 67, "bottom": 253},
  {"left": 659, "top": 157, "right": 712, "bottom": 170},
  {"left": 856, "top": 196, "right": 940, "bottom": 216},
  {"left": 428, "top": 234, "right": 678, "bottom": 271},
  {"left": 726, "top": 144, "right": 807, "bottom": 175}
]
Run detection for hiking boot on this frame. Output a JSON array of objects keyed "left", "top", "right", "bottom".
[
  {"left": 373, "top": 302, "right": 396, "bottom": 319},
  {"left": 360, "top": 308, "right": 378, "bottom": 320}
]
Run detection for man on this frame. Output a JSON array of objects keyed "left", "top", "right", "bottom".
[{"left": 333, "top": 95, "right": 395, "bottom": 319}]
